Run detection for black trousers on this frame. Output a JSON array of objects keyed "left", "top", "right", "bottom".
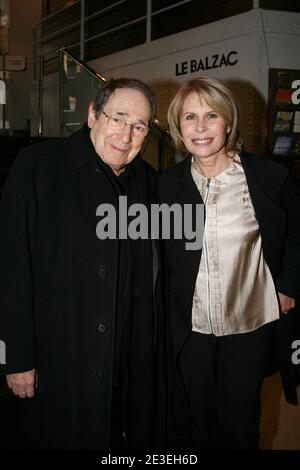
[{"left": 177, "top": 322, "right": 275, "bottom": 450}]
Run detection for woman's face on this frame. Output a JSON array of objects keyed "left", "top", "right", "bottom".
[{"left": 180, "top": 92, "right": 230, "bottom": 162}]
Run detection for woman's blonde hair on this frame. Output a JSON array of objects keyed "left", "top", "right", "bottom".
[{"left": 167, "top": 76, "right": 242, "bottom": 154}]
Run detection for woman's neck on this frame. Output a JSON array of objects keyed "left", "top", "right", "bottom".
[{"left": 192, "top": 153, "right": 233, "bottom": 178}]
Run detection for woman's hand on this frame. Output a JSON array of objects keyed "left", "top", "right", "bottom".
[{"left": 278, "top": 292, "right": 295, "bottom": 315}]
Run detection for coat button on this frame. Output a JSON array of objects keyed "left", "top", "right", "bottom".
[
  {"left": 98, "top": 266, "right": 108, "bottom": 279},
  {"left": 96, "top": 371, "right": 104, "bottom": 382},
  {"left": 98, "top": 322, "right": 106, "bottom": 333}
]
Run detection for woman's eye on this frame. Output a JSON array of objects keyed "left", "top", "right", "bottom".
[
  {"left": 207, "top": 113, "right": 217, "bottom": 119},
  {"left": 185, "top": 114, "right": 195, "bottom": 120}
]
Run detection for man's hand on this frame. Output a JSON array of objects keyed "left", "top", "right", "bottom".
[
  {"left": 6, "top": 369, "right": 36, "bottom": 398},
  {"left": 278, "top": 292, "right": 295, "bottom": 315}
]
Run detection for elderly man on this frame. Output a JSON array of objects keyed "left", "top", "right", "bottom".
[{"left": 0, "top": 78, "right": 163, "bottom": 449}]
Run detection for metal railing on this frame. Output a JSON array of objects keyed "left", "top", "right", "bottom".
[{"left": 37, "top": 48, "right": 175, "bottom": 171}]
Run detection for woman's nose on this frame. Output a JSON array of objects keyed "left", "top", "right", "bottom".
[{"left": 196, "top": 117, "right": 207, "bottom": 132}]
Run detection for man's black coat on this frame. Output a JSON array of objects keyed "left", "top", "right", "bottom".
[{"left": 0, "top": 127, "right": 163, "bottom": 449}]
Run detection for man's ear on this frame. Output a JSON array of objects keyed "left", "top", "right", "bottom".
[{"left": 87, "top": 103, "right": 96, "bottom": 128}]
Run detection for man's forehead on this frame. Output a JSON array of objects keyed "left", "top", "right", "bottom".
[{"left": 106, "top": 88, "right": 151, "bottom": 117}]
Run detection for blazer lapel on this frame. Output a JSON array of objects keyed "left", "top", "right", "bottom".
[
  {"left": 177, "top": 155, "right": 204, "bottom": 206},
  {"left": 240, "top": 152, "right": 287, "bottom": 275},
  {"left": 167, "top": 156, "right": 204, "bottom": 314}
]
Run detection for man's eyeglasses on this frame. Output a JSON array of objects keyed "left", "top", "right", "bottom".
[{"left": 101, "top": 110, "right": 149, "bottom": 138}]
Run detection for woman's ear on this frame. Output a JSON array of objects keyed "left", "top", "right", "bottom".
[{"left": 87, "top": 103, "right": 96, "bottom": 128}]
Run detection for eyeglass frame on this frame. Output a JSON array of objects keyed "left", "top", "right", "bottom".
[{"left": 101, "top": 110, "right": 149, "bottom": 138}]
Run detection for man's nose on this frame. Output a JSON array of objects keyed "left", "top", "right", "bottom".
[{"left": 119, "top": 123, "right": 133, "bottom": 142}]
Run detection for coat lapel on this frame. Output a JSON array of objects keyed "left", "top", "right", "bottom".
[
  {"left": 166, "top": 157, "right": 204, "bottom": 317},
  {"left": 177, "top": 155, "right": 204, "bottom": 206},
  {"left": 240, "top": 152, "right": 287, "bottom": 275}
]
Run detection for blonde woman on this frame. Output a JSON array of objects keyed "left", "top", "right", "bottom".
[{"left": 158, "top": 76, "right": 300, "bottom": 449}]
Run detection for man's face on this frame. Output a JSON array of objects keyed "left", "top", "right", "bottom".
[{"left": 88, "top": 88, "right": 151, "bottom": 175}]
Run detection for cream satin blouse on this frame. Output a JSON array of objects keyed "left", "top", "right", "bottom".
[{"left": 191, "top": 155, "right": 280, "bottom": 336}]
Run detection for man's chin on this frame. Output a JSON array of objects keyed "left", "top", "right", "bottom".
[{"left": 110, "top": 163, "right": 127, "bottom": 176}]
